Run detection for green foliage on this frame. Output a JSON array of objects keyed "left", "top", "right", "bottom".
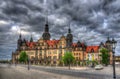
[
  {"left": 86, "top": 59, "right": 91, "bottom": 65},
  {"left": 92, "top": 60, "right": 99, "bottom": 65},
  {"left": 78, "top": 61, "right": 81, "bottom": 65},
  {"left": 86, "top": 59, "right": 98, "bottom": 67},
  {"left": 59, "top": 60, "right": 64, "bottom": 66},
  {"left": 73, "top": 60, "right": 77, "bottom": 65},
  {"left": 100, "top": 48, "right": 109, "bottom": 65},
  {"left": 19, "top": 51, "right": 28, "bottom": 63},
  {"left": 63, "top": 52, "right": 75, "bottom": 66}
]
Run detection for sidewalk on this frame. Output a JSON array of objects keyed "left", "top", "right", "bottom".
[
  {"left": 17, "top": 64, "right": 120, "bottom": 79},
  {"left": 72, "top": 65, "right": 120, "bottom": 76},
  {"left": 32, "top": 65, "right": 120, "bottom": 76}
]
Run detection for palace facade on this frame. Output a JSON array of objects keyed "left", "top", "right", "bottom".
[{"left": 12, "top": 22, "right": 113, "bottom": 65}]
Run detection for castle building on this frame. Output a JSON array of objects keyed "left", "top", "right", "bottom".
[{"left": 12, "top": 22, "right": 113, "bottom": 65}]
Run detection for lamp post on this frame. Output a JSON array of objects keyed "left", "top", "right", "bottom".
[
  {"left": 82, "top": 47, "right": 86, "bottom": 66},
  {"left": 15, "top": 58, "right": 17, "bottom": 66},
  {"left": 44, "top": 48, "right": 46, "bottom": 65},
  {"left": 28, "top": 56, "right": 30, "bottom": 70},
  {"left": 111, "top": 38, "right": 117, "bottom": 79},
  {"left": 59, "top": 46, "right": 62, "bottom": 60},
  {"left": 35, "top": 48, "right": 38, "bottom": 65}
]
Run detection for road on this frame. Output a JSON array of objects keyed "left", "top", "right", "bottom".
[
  {"left": 0, "top": 64, "right": 120, "bottom": 79},
  {"left": 21, "top": 65, "right": 119, "bottom": 79},
  {"left": 0, "top": 64, "right": 85, "bottom": 79}
]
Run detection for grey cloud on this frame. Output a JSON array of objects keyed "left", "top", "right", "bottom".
[{"left": 0, "top": 0, "right": 120, "bottom": 59}]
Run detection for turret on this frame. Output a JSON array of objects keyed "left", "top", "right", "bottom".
[
  {"left": 30, "top": 35, "right": 33, "bottom": 42},
  {"left": 99, "top": 42, "right": 104, "bottom": 48},
  {"left": 77, "top": 40, "right": 81, "bottom": 47},
  {"left": 66, "top": 23, "right": 73, "bottom": 47},
  {"left": 42, "top": 15, "right": 51, "bottom": 40},
  {"left": 17, "top": 33, "right": 22, "bottom": 50},
  {"left": 105, "top": 36, "right": 112, "bottom": 51}
]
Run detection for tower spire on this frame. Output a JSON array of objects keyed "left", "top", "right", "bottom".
[
  {"left": 44, "top": 0, "right": 49, "bottom": 32},
  {"left": 66, "top": 22, "right": 73, "bottom": 48},
  {"left": 42, "top": 0, "right": 50, "bottom": 40},
  {"left": 68, "top": 22, "right": 71, "bottom": 33},
  {"left": 107, "top": 33, "right": 110, "bottom": 40},
  {"left": 30, "top": 34, "right": 33, "bottom": 42},
  {"left": 44, "top": 9, "right": 49, "bottom": 32},
  {"left": 17, "top": 30, "right": 22, "bottom": 50},
  {"left": 19, "top": 33, "right": 21, "bottom": 38},
  {"left": 19, "top": 30, "right": 22, "bottom": 39},
  {"left": 45, "top": 10, "right": 48, "bottom": 25}
]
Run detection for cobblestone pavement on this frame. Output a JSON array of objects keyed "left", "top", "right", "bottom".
[
  {"left": 0, "top": 64, "right": 86, "bottom": 79},
  {"left": 0, "top": 64, "right": 120, "bottom": 79},
  {"left": 20, "top": 64, "right": 120, "bottom": 79},
  {"left": 28, "top": 64, "right": 120, "bottom": 77},
  {"left": 71, "top": 65, "right": 120, "bottom": 76}
]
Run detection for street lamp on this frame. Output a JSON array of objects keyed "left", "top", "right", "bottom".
[
  {"left": 15, "top": 58, "right": 17, "bottom": 66},
  {"left": 44, "top": 48, "right": 46, "bottom": 65},
  {"left": 59, "top": 46, "right": 62, "bottom": 60},
  {"left": 111, "top": 38, "right": 117, "bottom": 79},
  {"left": 28, "top": 56, "right": 30, "bottom": 70},
  {"left": 35, "top": 48, "right": 38, "bottom": 65},
  {"left": 82, "top": 47, "right": 86, "bottom": 66}
]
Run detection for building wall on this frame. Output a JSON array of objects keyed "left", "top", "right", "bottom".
[{"left": 12, "top": 36, "right": 113, "bottom": 65}]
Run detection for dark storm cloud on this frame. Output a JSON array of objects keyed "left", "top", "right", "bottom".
[{"left": 0, "top": 0, "right": 120, "bottom": 59}]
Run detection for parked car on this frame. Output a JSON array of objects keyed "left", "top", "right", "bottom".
[{"left": 95, "top": 64, "right": 103, "bottom": 70}]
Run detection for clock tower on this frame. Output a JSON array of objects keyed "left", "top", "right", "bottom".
[{"left": 42, "top": 23, "right": 51, "bottom": 40}]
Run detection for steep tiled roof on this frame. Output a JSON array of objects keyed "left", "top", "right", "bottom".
[
  {"left": 72, "top": 43, "right": 78, "bottom": 47},
  {"left": 72, "top": 43, "right": 85, "bottom": 48},
  {"left": 26, "top": 42, "right": 36, "bottom": 48},
  {"left": 86, "top": 46, "right": 99, "bottom": 53},
  {"left": 81, "top": 43, "right": 85, "bottom": 47},
  {"left": 46, "top": 40, "right": 60, "bottom": 47}
]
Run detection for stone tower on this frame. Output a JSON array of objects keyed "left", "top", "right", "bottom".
[
  {"left": 17, "top": 33, "right": 22, "bottom": 50},
  {"left": 42, "top": 23, "right": 51, "bottom": 40},
  {"left": 66, "top": 24, "right": 73, "bottom": 48}
]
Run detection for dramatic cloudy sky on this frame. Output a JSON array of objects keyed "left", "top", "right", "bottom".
[{"left": 0, "top": 0, "right": 120, "bottom": 60}]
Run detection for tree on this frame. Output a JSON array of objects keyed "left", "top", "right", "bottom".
[
  {"left": 100, "top": 48, "right": 109, "bottom": 66},
  {"left": 19, "top": 51, "right": 28, "bottom": 63},
  {"left": 63, "top": 52, "right": 75, "bottom": 70}
]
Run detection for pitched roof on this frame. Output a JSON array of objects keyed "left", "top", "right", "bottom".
[
  {"left": 46, "top": 40, "right": 60, "bottom": 47},
  {"left": 81, "top": 43, "right": 85, "bottom": 47},
  {"left": 86, "top": 46, "right": 99, "bottom": 53},
  {"left": 72, "top": 43, "right": 78, "bottom": 47},
  {"left": 26, "top": 42, "right": 36, "bottom": 48},
  {"left": 72, "top": 43, "right": 85, "bottom": 48}
]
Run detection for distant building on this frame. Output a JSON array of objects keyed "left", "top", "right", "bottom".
[
  {"left": 115, "top": 56, "right": 120, "bottom": 63},
  {"left": 12, "top": 22, "right": 113, "bottom": 65}
]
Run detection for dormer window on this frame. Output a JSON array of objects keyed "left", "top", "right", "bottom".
[{"left": 91, "top": 48, "right": 94, "bottom": 53}]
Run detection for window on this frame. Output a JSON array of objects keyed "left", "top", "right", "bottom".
[
  {"left": 76, "top": 53, "right": 78, "bottom": 55},
  {"left": 76, "top": 57, "right": 78, "bottom": 60},
  {"left": 39, "top": 52, "right": 42, "bottom": 55},
  {"left": 95, "top": 54, "right": 98, "bottom": 57},
  {"left": 48, "top": 56, "right": 51, "bottom": 60},
  {"left": 53, "top": 56, "right": 57, "bottom": 60},
  {"left": 48, "top": 52, "right": 51, "bottom": 54},
  {"left": 56, "top": 45, "right": 57, "bottom": 48},
  {"left": 31, "top": 56, "right": 34, "bottom": 59},
  {"left": 54, "top": 51, "right": 57, "bottom": 54},
  {"left": 53, "top": 61, "right": 56, "bottom": 64}
]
